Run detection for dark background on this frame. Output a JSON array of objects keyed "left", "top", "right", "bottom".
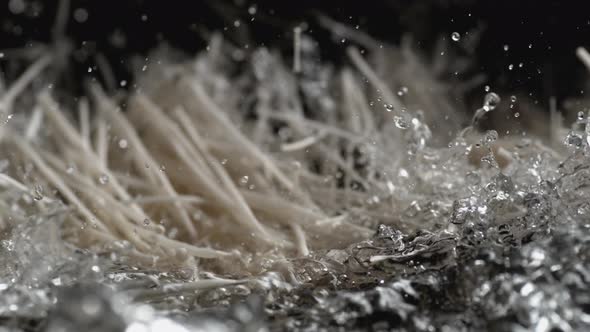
[{"left": 1, "top": 0, "right": 590, "bottom": 108}]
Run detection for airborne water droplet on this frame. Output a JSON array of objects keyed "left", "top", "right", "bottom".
[
  {"left": 118, "top": 139, "right": 128, "bottom": 149},
  {"left": 240, "top": 175, "right": 249, "bottom": 185},
  {"left": 451, "top": 32, "right": 461, "bottom": 42},
  {"left": 384, "top": 104, "right": 394, "bottom": 112},
  {"left": 397, "top": 86, "right": 408, "bottom": 96},
  {"left": 483, "top": 92, "right": 501, "bottom": 112},
  {"left": 484, "top": 85, "right": 490, "bottom": 92},
  {"left": 510, "top": 95, "right": 517, "bottom": 103}
]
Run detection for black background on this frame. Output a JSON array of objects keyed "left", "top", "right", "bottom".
[{"left": 2, "top": 0, "right": 590, "bottom": 109}]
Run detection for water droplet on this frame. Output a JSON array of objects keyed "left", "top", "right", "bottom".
[
  {"left": 578, "top": 111, "right": 585, "bottom": 121},
  {"left": 118, "top": 139, "right": 128, "bottom": 149},
  {"left": 484, "top": 85, "right": 490, "bottom": 92},
  {"left": 397, "top": 87, "right": 408, "bottom": 96},
  {"left": 514, "top": 112, "right": 520, "bottom": 118},
  {"left": 248, "top": 5, "right": 257, "bottom": 15},
  {"left": 66, "top": 165, "right": 75, "bottom": 174},
  {"left": 159, "top": 165, "right": 166, "bottom": 172},
  {"left": 484, "top": 130, "right": 498, "bottom": 144},
  {"left": 508, "top": 64, "right": 514, "bottom": 70},
  {"left": 393, "top": 116, "right": 409, "bottom": 129},
  {"left": 73, "top": 8, "right": 88, "bottom": 23},
  {"left": 8, "top": 0, "right": 25, "bottom": 14},
  {"left": 91, "top": 265, "right": 101, "bottom": 272},
  {"left": 510, "top": 95, "right": 517, "bottom": 103},
  {"left": 483, "top": 92, "right": 501, "bottom": 111},
  {"left": 503, "top": 44, "right": 509, "bottom": 51},
  {"left": 120, "top": 80, "right": 127, "bottom": 87},
  {"left": 564, "top": 131, "right": 583, "bottom": 148},
  {"left": 143, "top": 218, "right": 150, "bottom": 226},
  {"left": 98, "top": 174, "right": 109, "bottom": 185},
  {"left": 240, "top": 175, "right": 249, "bottom": 185},
  {"left": 451, "top": 32, "right": 461, "bottom": 42},
  {"left": 384, "top": 104, "right": 394, "bottom": 112}
]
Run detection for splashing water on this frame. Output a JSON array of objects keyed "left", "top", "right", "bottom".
[{"left": 1, "top": 34, "right": 590, "bottom": 332}]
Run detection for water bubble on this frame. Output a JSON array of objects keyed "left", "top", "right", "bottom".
[
  {"left": 451, "top": 32, "right": 461, "bottom": 42},
  {"left": 483, "top": 92, "right": 501, "bottom": 111},
  {"left": 393, "top": 116, "right": 409, "bottom": 129},
  {"left": 118, "top": 139, "right": 128, "bottom": 149},
  {"left": 98, "top": 174, "right": 109, "bottom": 185}
]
